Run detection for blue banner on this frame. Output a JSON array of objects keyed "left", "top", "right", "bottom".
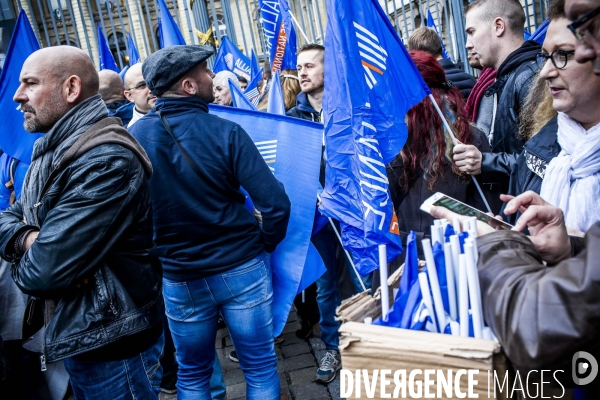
[
  {"left": 212, "top": 36, "right": 252, "bottom": 80},
  {"left": 426, "top": 11, "right": 450, "bottom": 60},
  {"left": 127, "top": 32, "right": 140, "bottom": 64},
  {"left": 258, "top": 0, "right": 297, "bottom": 72},
  {"left": 0, "top": 10, "right": 42, "bottom": 163},
  {"left": 157, "top": 0, "right": 186, "bottom": 47},
  {"left": 98, "top": 24, "right": 119, "bottom": 72},
  {"left": 208, "top": 105, "right": 323, "bottom": 335},
  {"left": 321, "top": 0, "right": 430, "bottom": 275}
]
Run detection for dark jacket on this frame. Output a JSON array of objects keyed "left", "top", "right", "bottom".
[
  {"left": 105, "top": 98, "right": 130, "bottom": 114},
  {"left": 503, "top": 117, "right": 560, "bottom": 224},
  {"left": 387, "top": 126, "right": 496, "bottom": 247},
  {"left": 480, "top": 40, "right": 541, "bottom": 185},
  {"left": 110, "top": 101, "right": 135, "bottom": 127},
  {"left": 476, "top": 226, "right": 599, "bottom": 379},
  {"left": 0, "top": 117, "right": 163, "bottom": 363},
  {"left": 438, "top": 58, "right": 477, "bottom": 100},
  {"left": 130, "top": 97, "right": 291, "bottom": 282},
  {"left": 286, "top": 92, "right": 322, "bottom": 122}
]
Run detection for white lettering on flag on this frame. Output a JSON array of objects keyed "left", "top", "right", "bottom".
[
  {"left": 353, "top": 21, "right": 388, "bottom": 89},
  {"left": 256, "top": 139, "right": 278, "bottom": 172}
]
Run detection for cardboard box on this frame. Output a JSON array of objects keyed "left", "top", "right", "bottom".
[{"left": 336, "top": 265, "right": 510, "bottom": 399}]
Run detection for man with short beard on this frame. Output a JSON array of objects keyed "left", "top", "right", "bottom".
[
  {"left": 0, "top": 46, "right": 164, "bottom": 399},
  {"left": 130, "top": 45, "right": 290, "bottom": 398}
]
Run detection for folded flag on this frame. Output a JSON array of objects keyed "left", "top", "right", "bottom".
[
  {"left": 157, "top": 0, "right": 186, "bottom": 47},
  {"left": 98, "top": 24, "right": 119, "bottom": 72},
  {"left": 212, "top": 36, "right": 252, "bottom": 80},
  {"left": 230, "top": 79, "right": 258, "bottom": 111},
  {"left": 258, "top": 0, "right": 297, "bottom": 72}
]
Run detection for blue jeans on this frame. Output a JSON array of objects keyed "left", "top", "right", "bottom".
[
  {"left": 64, "top": 335, "right": 163, "bottom": 400},
  {"left": 163, "top": 252, "right": 279, "bottom": 399}
]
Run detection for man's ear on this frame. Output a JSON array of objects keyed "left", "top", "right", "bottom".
[
  {"left": 124, "top": 90, "right": 133, "bottom": 102},
  {"left": 65, "top": 75, "right": 83, "bottom": 104},
  {"left": 494, "top": 17, "right": 507, "bottom": 37},
  {"left": 181, "top": 77, "right": 198, "bottom": 96}
]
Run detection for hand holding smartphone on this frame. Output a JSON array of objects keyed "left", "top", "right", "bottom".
[{"left": 420, "top": 193, "right": 513, "bottom": 230}]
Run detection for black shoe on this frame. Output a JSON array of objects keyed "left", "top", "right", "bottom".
[
  {"left": 160, "top": 374, "right": 177, "bottom": 394},
  {"left": 229, "top": 350, "right": 239, "bottom": 363},
  {"left": 295, "top": 319, "right": 317, "bottom": 339}
]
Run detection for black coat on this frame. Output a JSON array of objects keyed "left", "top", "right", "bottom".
[
  {"left": 480, "top": 41, "right": 541, "bottom": 186},
  {"left": 502, "top": 117, "right": 560, "bottom": 224},
  {"left": 387, "top": 126, "right": 497, "bottom": 249},
  {"left": 0, "top": 118, "right": 163, "bottom": 363},
  {"left": 438, "top": 58, "right": 477, "bottom": 101}
]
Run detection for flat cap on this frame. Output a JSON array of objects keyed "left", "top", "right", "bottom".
[{"left": 142, "top": 45, "right": 214, "bottom": 96}]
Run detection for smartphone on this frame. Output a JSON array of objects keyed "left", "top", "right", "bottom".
[{"left": 420, "top": 192, "right": 513, "bottom": 230}]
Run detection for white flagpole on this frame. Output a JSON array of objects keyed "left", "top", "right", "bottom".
[
  {"left": 286, "top": 8, "right": 311, "bottom": 43},
  {"left": 378, "top": 244, "right": 390, "bottom": 321},
  {"left": 428, "top": 94, "right": 492, "bottom": 213}
]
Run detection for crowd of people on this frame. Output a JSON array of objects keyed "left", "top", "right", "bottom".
[{"left": 1, "top": 0, "right": 600, "bottom": 398}]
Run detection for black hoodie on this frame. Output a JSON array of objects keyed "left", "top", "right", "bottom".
[{"left": 480, "top": 40, "right": 541, "bottom": 187}]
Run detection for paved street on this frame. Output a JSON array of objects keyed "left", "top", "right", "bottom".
[{"left": 160, "top": 308, "right": 342, "bottom": 400}]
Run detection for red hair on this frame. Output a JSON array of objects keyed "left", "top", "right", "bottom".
[{"left": 399, "top": 50, "right": 473, "bottom": 191}]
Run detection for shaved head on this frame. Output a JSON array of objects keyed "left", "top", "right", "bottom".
[
  {"left": 14, "top": 46, "right": 100, "bottom": 132},
  {"left": 124, "top": 63, "right": 143, "bottom": 88},
  {"left": 98, "top": 69, "right": 124, "bottom": 103}
]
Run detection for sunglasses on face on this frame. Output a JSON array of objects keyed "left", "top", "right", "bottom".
[
  {"left": 568, "top": 5, "right": 600, "bottom": 41},
  {"left": 126, "top": 81, "right": 147, "bottom": 91}
]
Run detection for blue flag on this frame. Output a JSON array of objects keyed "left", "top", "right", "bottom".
[
  {"left": 426, "top": 11, "right": 450, "bottom": 60},
  {"left": 208, "top": 105, "right": 323, "bottom": 336},
  {"left": 98, "top": 24, "right": 119, "bottom": 72},
  {"left": 297, "top": 242, "right": 327, "bottom": 294},
  {"left": 213, "top": 36, "right": 252, "bottom": 80},
  {"left": 524, "top": 29, "right": 532, "bottom": 40},
  {"left": 0, "top": 10, "right": 42, "bottom": 163},
  {"left": 243, "top": 67, "right": 263, "bottom": 107},
  {"left": 119, "top": 65, "right": 129, "bottom": 82},
  {"left": 127, "top": 32, "right": 140, "bottom": 64},
  {"left": 257, "top": 0, "right": 297, "bottom": 72},
  {"left": 530, "top": 19, "right": 549, "bottom": 45},
  {"left": 230, "top": 79, "right": 257, "bottom": 111},
  {"left": 267, "top": 71, "right": 285, "bottom": 115},
  {"left": 250, "top": 49, "right": 261, "bottom": 80},
  {"left": 320, "top": 0, "right": 430, "bottom": 275},
  {"left": 157, "top": 0, "right": 186, "bottom": 48}
]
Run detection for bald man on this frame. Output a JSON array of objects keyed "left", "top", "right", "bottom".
[
  {"left": 98, "top": 69, "right": 128, "bottom": 113},
  {"left": 0, "top": 46, "right": 163, "bottom": 399},
  {"left": 123, "top": 63, "right": 156, "bottom": 128}
]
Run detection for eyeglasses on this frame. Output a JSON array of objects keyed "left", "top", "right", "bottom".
[
  {"left": 568, "top": 5, "right": 600, "bottom": 41},
  {"left": 536, "top": 50, "right": 576, "bottom": 70},
  {"left": 125, "top": 81, "right": 147, "bottom": 91}
]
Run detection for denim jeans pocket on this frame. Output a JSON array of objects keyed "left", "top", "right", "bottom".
[
  {"left": 163, "top": 280, "right": 194, "bottom": 321},
  {"left": 222, "top": 258, "right": 271, "bottom": 309}
]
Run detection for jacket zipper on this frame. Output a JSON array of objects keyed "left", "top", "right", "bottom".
[{"left": 100, "top": 267, "right": 118, "bottom": 315}]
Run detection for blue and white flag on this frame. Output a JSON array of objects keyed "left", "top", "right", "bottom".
[
  {"left": 530, "top": 19, "right": 549, "bottom": 45},
  {"left": 98, "top": 24, "right": 119, "bottom": 72},
  {"left": 0, "top": 10, "right": 42, "bottom": 163},
  {"left": 230, "top": 79, "right": 257, "bottom": 111},
  {"left": 267, "top": 71, "right": 286, "bottom": 115},
  {"left": 127, "top": 32, "right": 140, "bottom": 64},
  {"left": 213, "top": 36, "right": 252, "bottom": 80},
  {"left": 258, "top": 0, "right": 297, "bottom": 72},
  {"left": 426, "top": 11, "right": 450, "bottom": 60},
  {"left": 209, "top": 105, "right": 323, "bottom": 336},
  {"left": 243, "top": 68, "right": 263, "bottom": 107},
  {"left": 320, "top": 0, "right": 430, "bottom": 275},
  {"left": 157, "top": 0, "right": 186, "bottom": 48}
]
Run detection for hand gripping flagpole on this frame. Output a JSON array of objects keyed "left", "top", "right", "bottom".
[{"left": 428, "top": 94, "right": 492, "bottom": 213}]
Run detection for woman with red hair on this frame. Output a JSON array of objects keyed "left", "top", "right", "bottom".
[{"left": 387, "top": 51, "right": 495, "bottom": 247}]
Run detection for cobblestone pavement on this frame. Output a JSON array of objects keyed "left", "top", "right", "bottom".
[{"left": 160, "top": 309, "right": 342, "bottom": 400}]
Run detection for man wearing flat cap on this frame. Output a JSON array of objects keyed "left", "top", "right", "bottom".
[{"left": 129, "top": 45, "right": 291, "bottom": 398}]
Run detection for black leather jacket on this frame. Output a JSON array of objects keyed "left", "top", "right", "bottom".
[
  {"left": 0, "top": 118, "right": 163, "bottom": 363},
  {"left": 480, "top": 41, "right": 541, "bottom": 185}
]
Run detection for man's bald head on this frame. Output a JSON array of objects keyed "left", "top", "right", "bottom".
[
  {"left": 123, "top": 63, "right": 142, "bottom": 88},
  {"left": 13, "top": 46, "right": 101, "bottom": 132},
  {"left": 98, "top": 69, "right": 125, "bottom": 104}
]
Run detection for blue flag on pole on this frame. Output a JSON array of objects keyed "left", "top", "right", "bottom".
[
  {"left": 213, "top": 36, "right": 252, "bottom": 80},
  {"left": 243, "top": 68, "right": 263, "bottom": 107},
  {"left": 98, "top": 24, "right": 119, "bottom": 72},
  {"left": 0, "top": 10, "right": 42, "bottom": 163},
  {"left": 157, "top": 0, "right": 186, "bottom": 48},
  {"left": 208, "top": 105, "right": 323, "bottom": 336},
  {"left": 530, "top": 19, "right": 549, "bottom": 45},
  {"left": 127, "top": 32, "right": 140, "bottom": 64},
  {"left": 426, "top": 11, "right": 450, "bottom": 60},
  {"left": 257, "top": 0, "right": 297, "bottom": 72},
  {"left": 320, "top": 0, "right": 430, "bottom": 275},
  {"left": 267, "top": 71, "right": 286, "bottom": 115},
  {"left": 250, "top": 49, "right": 261, "bottom": 80},
  {"left": 230, "top": 79, "right": 257, "bottom": 111}
]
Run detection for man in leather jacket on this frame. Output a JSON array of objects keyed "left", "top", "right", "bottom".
[
  {"left": 0, "top": 46, "right": 164, "bottom": 398},
  {"left": 453, "top": 0, "right": 541, "bottom": 206}
]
